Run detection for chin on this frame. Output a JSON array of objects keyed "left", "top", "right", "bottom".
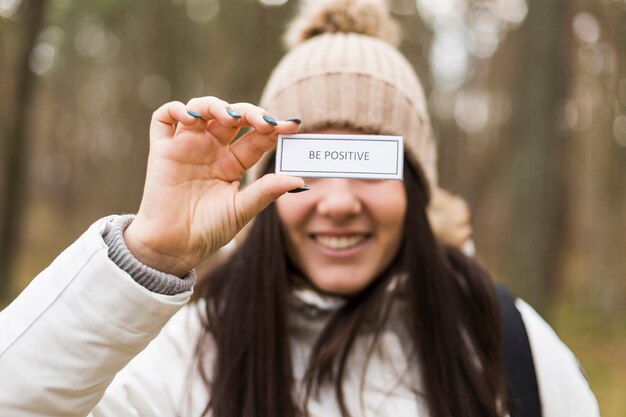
[{"left": 309, "top": 272, "right": 373, "bottom": 296}]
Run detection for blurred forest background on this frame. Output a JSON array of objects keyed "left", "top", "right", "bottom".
[{"left": 1, "top": 0, "right": 625, "bottom": 414}]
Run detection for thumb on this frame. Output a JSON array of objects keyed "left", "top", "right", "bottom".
[{"left": 235, "top": 173, "right": 305, "bottom": 224}]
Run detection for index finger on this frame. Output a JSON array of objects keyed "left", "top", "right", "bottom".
[
  {"left": 150, "top": 101, "right": 199, "bottom": 140},
  {"left": 185, "top": 96, "right": 242, "bottom": 129}
]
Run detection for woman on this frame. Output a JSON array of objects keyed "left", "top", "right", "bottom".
[{"left": 0, "top": 1, "right": 598, "bottom": 417}]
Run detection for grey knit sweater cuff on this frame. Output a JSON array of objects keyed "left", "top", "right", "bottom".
[{"left": 103, "top": 215, "right": 196, "bottom": 295}]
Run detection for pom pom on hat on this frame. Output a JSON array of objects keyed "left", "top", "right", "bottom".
[{"left": 284, "top": 0, "right": 401, "bottom": 49}]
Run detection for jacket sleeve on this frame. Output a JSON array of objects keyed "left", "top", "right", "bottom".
[
  {"left": 517, "top": 299, "right": 601, "bottom": 417},
  {"left": 0, "top": 217, "right": 192, "bottom": 417},
  {"left": 90, "top": 300, "right": 212, "bottom": 417}
]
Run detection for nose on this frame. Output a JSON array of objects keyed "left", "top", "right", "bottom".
[{"left": 316, "top": 179, "right": 362, "bottom": 220}]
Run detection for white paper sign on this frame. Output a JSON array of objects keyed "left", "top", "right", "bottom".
[{"left": 275, "top": 134, "right": 404, "bottom": 180}]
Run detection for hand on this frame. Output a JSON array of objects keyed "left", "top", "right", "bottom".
[{"left": 123, "top": 97, "right": 304, "bottom": 276}]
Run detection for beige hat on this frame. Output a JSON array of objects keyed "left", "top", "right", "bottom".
[
  {"left": 244, "top": 0, "right": 472, "bottom": 250},
  {"left": 250, "top": 0, "right": 437, "bottom": 193}
]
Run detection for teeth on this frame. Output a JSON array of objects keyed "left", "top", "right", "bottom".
[{"left": 315, "top": 235, "right": 366, "bottom": 250}]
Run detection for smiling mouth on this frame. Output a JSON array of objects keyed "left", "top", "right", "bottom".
[{"left": 311, "top": 234, "right": 369, "bottom": 250}]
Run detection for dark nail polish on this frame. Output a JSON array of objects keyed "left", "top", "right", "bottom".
[
  {"left": 263, "top": 114, "right": 278, "bottom": 126},
  {"left": 187, "top": 110, "right": 204, "bottom": 119},
  {"left": 286, "top": 118, "right": 302, "bottom": 124},
  {"left": 288, "top": 185, "right": 311, "bottom": 193},
  {"left": 226, "top": 108, "right": 241, "bottom": 119}
]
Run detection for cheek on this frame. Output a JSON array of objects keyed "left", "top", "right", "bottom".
[
  {"left": 275, "top": 199, "right": 293, "bottom": 231},
  {"left": 275, "top": 195, "right": 312, "bottom": 262},
  {"left": 389, "top": 201, "right": 407, "bottom": 239},
  {"left": 371, "top": 184, "right": 407, "bottom": 229},
  {"left": 369, "top": 186, "right": 407, "bottom": 256},
  {"left": 275, "top": 194, "right": 309, "bottom": 230}
]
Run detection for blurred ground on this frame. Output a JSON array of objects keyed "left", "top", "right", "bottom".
[{"left": 553, "top": 300, "right": 626, "bottom": 417}]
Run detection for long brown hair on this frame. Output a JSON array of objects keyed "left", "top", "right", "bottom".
[{"left": 194, "top": 160, "right": 508, "bottom": 417}]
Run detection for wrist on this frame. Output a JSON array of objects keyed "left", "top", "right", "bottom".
[{"left": 123, "top": 221, "right": 193, "bottom": 278}]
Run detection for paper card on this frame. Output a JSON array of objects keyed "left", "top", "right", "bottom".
[{"left": 275, "top": 134, "right": 404, "bottom": 180}]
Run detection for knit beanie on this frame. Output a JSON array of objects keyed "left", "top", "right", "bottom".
[
  {"left": 250, "top": 0, "right": 438, "bottom": 193},
  {"left": 237, "top": 0, "right": 474, "bottom": 250}
]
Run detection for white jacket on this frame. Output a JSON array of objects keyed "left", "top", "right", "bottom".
[{"left": 0, "top": 217, "right": 600, "bottom": 417}]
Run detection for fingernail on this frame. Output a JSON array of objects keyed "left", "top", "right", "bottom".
[
  {"left": 288, "top": 185, "right": 311, "bottom": 193},
  {"left": 226, "top": 108, "right": 241, "bottom": 119},
  {"left": 286, "top": 118, "right": 302, "bottom": 124},
  {"left": 187, "top": 110, "right": 204, "bottom": 119},
  {"left": 263, "top": 114, "right": 278, "bottom": 126}
]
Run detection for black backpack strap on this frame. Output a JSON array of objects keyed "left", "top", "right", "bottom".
[{"left": 496, "top": 284, "right": 543, "bottom": 417}]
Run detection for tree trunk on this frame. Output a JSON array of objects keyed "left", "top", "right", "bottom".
[
  {"left": 0, "top": 0, "right": 49, "bottom": 302},
  {"left": 505, "top": 0, "right": 572, "bottom": 312}
]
